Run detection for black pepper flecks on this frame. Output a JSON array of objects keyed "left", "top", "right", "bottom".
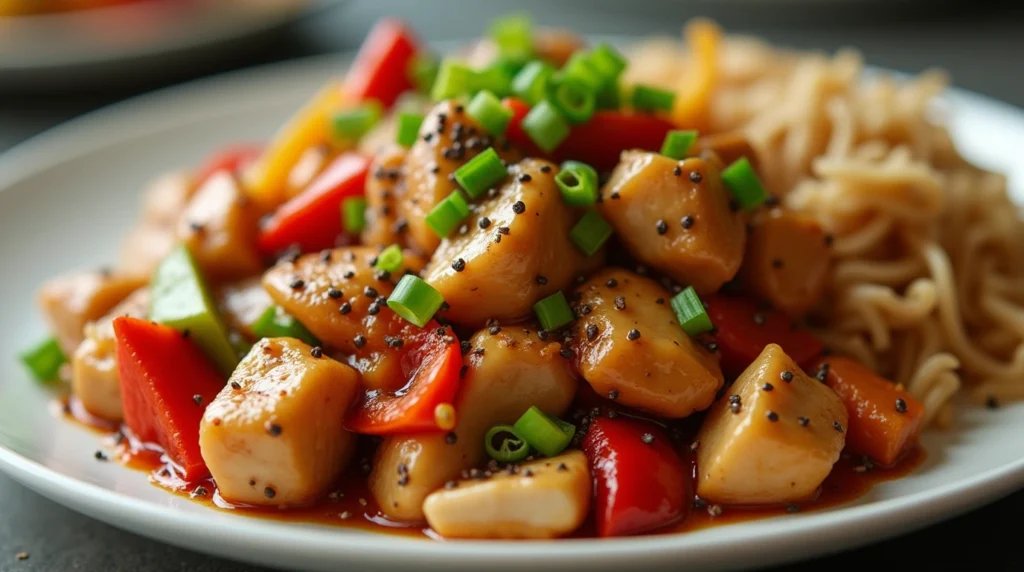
[
  {"left": 833, "top": 421, "right": 844, "bottom": 433},
  {"left": 816, "top": 363, "right": 830, "bottom": 383},
  {"left": 689, "top": 171, "right": 703, "bottom": 183},
  {"left": 327, "top": 288, "right": 343, "bottom": 299},
  {"left": 895, "top": 398, "right": 908, "bottom": 413},
  {"left": 264, "top": 487, "right": 276, "bottom": 499},
  {"left": 535, "top": 275, "right": 548, "bottom": 285},
  {"left": 766, "top": 410, "right": 779, "bottom": 422},
  {"left": 452, "top": 258, "right": 466, "bottom": 272},
  {"left": 798, "top": 416, "right": 810, "bottom": 427},
  {"left": 518, "top": 173, "right": 532, "bottom": 183},
  {"left": 353, "top": 334, "right": 367, "bottom": 349},
  {"left": 94, "top": 450, "right": 108, "bottom": 461},
  {"left": 641, "top": 433, "right": 655, "bottom": 444},
  {"left": 614, "top": 296, "right": 626, "bottom": 311},
  {"left": 986, "top": 396, "right": 999, "bottom": 410},
  {"left": 681, "top": 215, "right": 695, "bottom": 229},
  {"left": 266, "top": 421, "right": 282, "bottom": 436},
  {"left": 586, "top": 323, "right": 599, "bottom": 341},
  {"left": 230, "top": 381, "right": 242, "bottom": 390},
  {"left": 781, "top": 370, "right": 794, "bottom": 383},
  {"left": 289, "top": 278, "right": 305, "bottom": 290},
  {"left": 560, "top": 348, "right": 574, "bottom": 359},
  {"left": 762, "top": 382, "right": 774, "bottom": 391},
  {"left": 339, "top": 302, "right": 352, "bottom": 315},
  {"left": 445, "top": 432, "right": 458, "bottom": 445},
  {"left": 627, "top": 329, "right": 641, "bottom": 341},
  {"left": 605, "top": 278, "right": 618, "bottom": 288},
  {"left": 310, "top": 346, "right": 323, "bottom": 358},
  {"left": 512, "top": 200, "right": 526, "bottom": 214},
  {"left": 363, "top": 286, "right": 378, "bottom": 298},
  {"left": 192, "top": 394, "right": 203, "bottom": 406},
  {"left": 478, "top": 216, "right": 491, "bottom": 229},
  {"left": 608, "top": 389, "right": 619, "bottom": 400},
  {"left": 673, "top": 165, "right": 682, "bottom": 176}
]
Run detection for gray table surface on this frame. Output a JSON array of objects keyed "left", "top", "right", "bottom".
[{"left": 2, "top": 1, "right": 1023, "bottom": 570}]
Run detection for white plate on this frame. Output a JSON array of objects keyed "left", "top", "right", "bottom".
[
  {"left": 0, "top": 0, "right": 336, "bottom": 88},
  {"left": 0, "top": 51, "right": 1022, "bottom": 572}
]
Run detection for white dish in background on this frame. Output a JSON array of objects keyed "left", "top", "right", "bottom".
[{"left": 0, "top": 50, "right": 1022, "bottom": 572}]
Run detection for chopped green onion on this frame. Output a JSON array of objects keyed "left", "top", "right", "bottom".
[
  {"left": 595, "top": 81, "right": 622, "bottom": 110},
  {"left": 661, "top": 130, "right": 699, "bottom": 160},
  {"left": 341, "top": 196, "right": 367, "bottom": 234},
  {"left": 331, "top": 101, "right": 382, "bottom": 141},
  {"left": 425, "top": 190, "right": 470, "bottom": 237},
  {"left": 721, "top": 157, "right": 768, "bottom": 211},
  {"left": 251, "top": 306, "right": 319, "bottom": 346},
  {"left": 466, "top": 91, "right": 514, "bottom": 136},
  {"left": 408, "top": 53, "right": 440, "bottom": 95},
  {"left": 474, "top": 62, "right": 515, "bottom": 98},
  {"left": 588, "top": 42, "right": 628, "bottom": 85},
  {"left": 533, "top": 291, "right": 575, "bottom": 331},
  {"left": 513, "top": 406, "right": 573, "bottom": 457},
  {"left": 387, "top": 275, "right": 444, "bottom": 328},
  {"left": 511, "top": 60, "right": 554, "bottom": 105},
  {"left": 547, "top": 74, "right": 597, "bottom": 124},
  {"left": 569, "top": 210, "right": 613, "bottom": 256},
  {"left": 20, "top": 337, "right": 66, "bottom": 383},
  {"left": 489, "top": 14, "right": 532, "bottom": 60},
  {"left": 431, "top": 59, "right": 475, "bottom": 101},
  {"left": 375, "top": 244, "right": 404, "bottom": 273},
  {"left": 484, "top": 424, "right": 531, "bottom": 463},
  {"left": 454, "top": 148, "right": 508, "bottom": 199},
  {"left": 395, "top": 112, "right": 425, "bottom": 148},
  {"left": 560, "top": 52, "right": 603, "bottom": 92},
  {"left": 671, "top": 286, "right": 714, "bottom": 336},
  {"left": 555, "top": 160, "right": 599, "bottom": 206},
  {"left": 631, "top": 84, "right": 676, "bottom": 113},
  {"left": 522, "top": 101, "right": 571, "bottom": 153}
]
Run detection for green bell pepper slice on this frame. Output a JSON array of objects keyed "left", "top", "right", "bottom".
[{"left": 251, "top": 305, "right": 320, "bottom": 347}]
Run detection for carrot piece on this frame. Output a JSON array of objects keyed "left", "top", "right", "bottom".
[
  {"left": 813, "top": 356, "right": 925, "bottom": 466},
  {"left": 113, "top": 317, "right": 226, "bottom": 480}
]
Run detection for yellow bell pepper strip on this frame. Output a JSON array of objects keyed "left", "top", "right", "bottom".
[
  {"left": 672, "top": 19, "right": 721, "bottom": 132},
  {"left": 149, "top": 245, "right": 238, "bottom": 376}
]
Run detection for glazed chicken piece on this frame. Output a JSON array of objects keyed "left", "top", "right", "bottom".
[
  {"left": 360, "top": 144, "right": 407, "bottom": 248},
  {"left": 262, "top": 246, "right": 426, "bottom": 391},
  {"left": 422, "top": 159, "right": 602, "bottom": 326},
  {"left": 399, "top": 100, "right": 522, "bottom": 255},
  {"left": 695, "top": 344, "right": 848, "bottom": 504},
  {"left": 599, "top": 150, "right": 746, "bottom": 294},
  {"left": 217, "top": 277, "right": 273, "bottom": 341},
  {"left": 71, "top": 288, "right": 149, "bottom": 421},
  {"left": 370, "top": 326, "right": 577, "bottom": 522},
  {"left": 423, "top": 450, "right": 591, "bottom": 539},
  {"left": 38, "top": 270, "right": 145, "bottom": 356},
  {"left": 199, "top": 337, "right": 361, "bottom": 506},
  {"left": 572, "top": 268, "right": 723, "bottom": 418}
]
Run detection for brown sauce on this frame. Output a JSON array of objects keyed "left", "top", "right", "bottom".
[{"left": 60, "top": 396, "right": 925, "bottom": 539}]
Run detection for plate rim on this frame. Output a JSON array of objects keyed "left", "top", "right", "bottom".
[{"left": 1, "top": 48, "right": 1023, "bottom": 570}]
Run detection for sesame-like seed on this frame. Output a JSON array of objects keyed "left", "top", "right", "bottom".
[
  {"left": 535, "top": 275, "right": 548, "bottom": 285},
  {"left": 264, "top": 487, "right": 276, "bottom": 499},
  {"left": 94, "top": 450, "right": 108, "bottom": 461},
  {"left": 895, "top": 398, "right": 908, "bottom": 413},
  {"left": 452, "top": 258, "right": 466, "bottom": 272},
  {"left": 705, "top": 341, "right": 719, "bottom": 352},
  {"left": 353, "top": 335, "right": 367, "bottom": 349},
  {"left": 833, "top": 421, "right": 844, "bottom": 433},
  {"left": 445, "top": 432, "right": 458, "bottom": 445},
  {"left": 460, "top": 340, "right": 472, "bottom": 354},
  {"left": 729, "top": 394, "right": 741, "bottom": 403},
  {"left": 397, "top": 474, "right": 409, "bottom": 486},
  {"left": 339, "top": 302, "right": 352, "bottom": 315},
  {"left": 512, "top": 201, "right": 526, "bottom": 214},
  {"left": 655, "top": 219, "right": 668, "bottom": 235},
  {"left": 310, "top": 346, "right": 324, "bottom": 358},
  {"left": 489, "top": 324, "right": 501, "bottom": 335},
  {"left": 320, "top": 249, "right": 333, "bottom": 263},
  {"left": 343, "top": 270, "right": 355, "bottom": 279},
  {"left": 641, "top": 433, "right": 655, "bottom": 444},
  {"left": 560, "top": 348, "right": 574, "bottom": 359},
  {"left": 627, "top": 329, "right": 641, "bottom": 341},
  {"left": 766, "top": 410, "right": 779, "bottom": 422},
  {"left": 610, "top": 191, "right": 620, "bottom": 200},
  {"left": 193, "top": 486, "right": 209, "bottom": 497},
  {"left": 681, "top": 215, "right": 695, "bottom": 229},
  {"left": 762, "top": 382, "right": 774, "bottom": 391},
  {"left": 364, "top": 286, "right": 378, "bottom": 298},
  {"left": 708, "top": 504, "right": 723, "bottom": 517},
  {"left": 540, "top": 165, "right": 552, "bottom": 173},
  {"left": 781, "top": 370, "right": 794, "bottom": 382},
  {"left": 816, "top": 363, "right": 830, "bottom": 383},
  {"left": 798, "top": 417, "right": 810, "bottom": 427},
  {"left": 231, "top": 381, "right": 242, "bottom": 390},
  {"left": 614, "top": 296, "right": 626, "bottom": 311},
  {"left": 986, "top": 396, "right": 999, "bottom": 409},
  {"left": 608, "top": 389, "right": 619, "bottom": 400},
  {"left": 192, "top": 394, "right": 203, "bottom": 406},
  {"left": 498, "top": 226, "right": 510, "bottom": 234},
  {"left": 730, "top": 401, "right": 742, "bottom": 413},
  {"left": 673, "top": 165, "right": 682, "bottom": 176},
  {"left": 327, "top": 288, "right": 343, "bottom": 299},
  {"left": 266, "top": 421, "right": 282, "bottom": 436},
  {"left": 689, "top": 171, "right": 703, "bottom": 183},
  {"left": 478, "top": 216, "right": 491, "bottom": 229},
  {"left": 690, "top": 440, "right": 700, "bottom": 452},
  {"left": 586, "top": 323, "right": 599, "bottom": 341},
  {"left": 289, "top": 278, "right": 305, "bottom": 289},
  {"left": 518, "top": 173, "right": 532, "bottom": 183}
]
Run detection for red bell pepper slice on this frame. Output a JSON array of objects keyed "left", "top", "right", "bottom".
[
  {"left": 344, "top": 18, "right": 420, "bottom": 108},
  {"left": 194, "top": 143, "right": 262, "bottom": 187},
  {"left": 257, "top": 152, "right": 370, "bottom": 255},
  {"left": 346, "top": 321, "right": 462, "bottom": 435},
  {"left": 583, "top": 416, "right": 690, "bottom": 537},
  {"left": 113, "top": 316, "right": 225, "bottom": 481},
  {"left": 705, "top": 293, "right": 825, "bottom": 378},
  {"left": 502, "top": 97, "right": 677, "bottom": 172}
]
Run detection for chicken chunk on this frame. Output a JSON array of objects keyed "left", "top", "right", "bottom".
[
  {"left": 423, "top": 450, "right": 590, "bottom": 539},
  {"left": 599, "top": 151, "right": 746, "bottom": 294},
  {"left": 38, "top": 270, "right": 146, "bottom": 356},
  {"left": 217, "top": 277, "right": 273, "bottom": 340},
  {"left": 572, "top": 268, "right": 723, "bottom": 418},
  {"left": 370, "top": 326, "right": 577, "bottom": 522},
  {"left": 71, "top": 288, "right": 149, "bottom": 421},
  {"left": 399, "top": 100, "right": 522, "bottom": 255},
  {"left": 199, "top": 337, "right": 361, "bottom": 506},
  {"left": 262, "top": 246, "right": 426, "bottom": 391},
  {"left": 741, "top": 208, "right": 831, "bottom": 317},
  {"left": 117, "top": 223, "right": 177, "bottom": 281},
  {"left": 695, "top": 344, "right": 848, "bottom": 505},
  {"left": 423, "top": 159, "right": 602, "bottom": 326},
  {"left": 176, "top": 171, "right": 263, "bottom": 282},
  {"left": 695, "top": 132, "right": 760, "bottom": 174},
  {"left": 140, "top": 170, "right": 195, "bottom": 227},
  {"left": 361, "top": 144, "right": 406, "bottom": 248}
]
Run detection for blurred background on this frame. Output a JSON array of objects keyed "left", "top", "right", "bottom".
[{"left": 1, "top": 0, "right": 1022, "bottom": 570}]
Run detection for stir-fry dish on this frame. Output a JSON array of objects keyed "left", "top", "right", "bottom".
[{"left": 21, "top": 15, "right": 1021, "bottom": 539}]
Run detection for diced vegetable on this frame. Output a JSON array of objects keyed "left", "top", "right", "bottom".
[
  {"left": 511, "top": 60, "right": 554, "bottom": 105},
  {"left": 342, "top": 196, "right": 368, "bottom": 234},
  {"left": 408, "top": 53, "right": 440, "bottom": 95},
  {"left": 331, "top": 101, "right": 383, "bottom": 142},
  {"left": 569, "top": 210, "right": 613, "bottom": 256},
  {"left": 387, "top": 275, "right": 445, "bottom": 328},
  {"left": 513, "top": 406, "right": 574, "bottom": 457},
  {"left": 583, "top": 416, "right": 690, "bottom": 537},
  {"left": 587, "top": 42, "right": 628, "bottom": 84},
  {"left": 38, "top": 271, "right": 146, "bottom": 356},
  {"left": 346, "top": 321, "right": 462, "bottom": 434},
  {"left": 671, "top": 286, "right": 713, "bottom": 336},
  {"left": 815, "top": 356, "right": 925, "bottom": 466},
  {"left": 559, "top": 52, "right": 603, "bottom": 92},
  {"left": 695, "top": 344, "right": 848, "bottom": 504},
  {"left": 113, "top": 317, "right": 224, "bottom": 481},
  {"left": 344, "top": 18, "right": 420, "bottom": 108},
  {"left": 176, "top": 171, "right": 263, "bottom": 282},
  {"left": 257, "top": 153, "right": 371, "bottom": 254},
  {"left": 533, "top": 291, "right": 575, "bottom": 331},
  {"left": 547, "top": 74, "right": 596, "bottom": 124},
  {"left": 20, "top": 337, "right": 66, "bottom": 383},
  {"left": 149, "top": 245, "right": 238, "bottom": 375},
  {"left": 453, "top": 147, "right": 509, "bottom": 199},
  {"left": 395, "top": 112, "right": 425, "bottom": 147},
  {"left": 489, "top": 13, "right": 532, "bottom": 60},
  {"left": 555, "top": 160, "right": 598, "bottom": 206},
  {"left": 631, "top": 84, "right": 676, "bottom": 113},
  {"left": 466, "top": 91, "right": 514, "bottom": 136},
  {"left": 484, "top": 424, "right": 530, "bottom": 463},
  {"left": 193, "top": 143, "right": 262, "bottom": 188},
  {"left": 431, "top": 60, "right": 475, "bottom": 101},
  {"left": 704, "top": 293, "right": 825, "bottom": 378},
  {"left": 375, "top": 244, "right": 404, "bottom": 273},
  {"left": 425, "top": 190, "right": 471, "bottom": 237},
  {"left": 721, "top": 157, "right": 768, "bottom": 211},
  {"left": 522, "top": 100, "right": 571, "bottom": 153},
  {"left": 251, "top": 305, "right": 319, "bottom": 346},
  {"left": 660, "top": 129, "right": 698, "bottom": 160}
]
